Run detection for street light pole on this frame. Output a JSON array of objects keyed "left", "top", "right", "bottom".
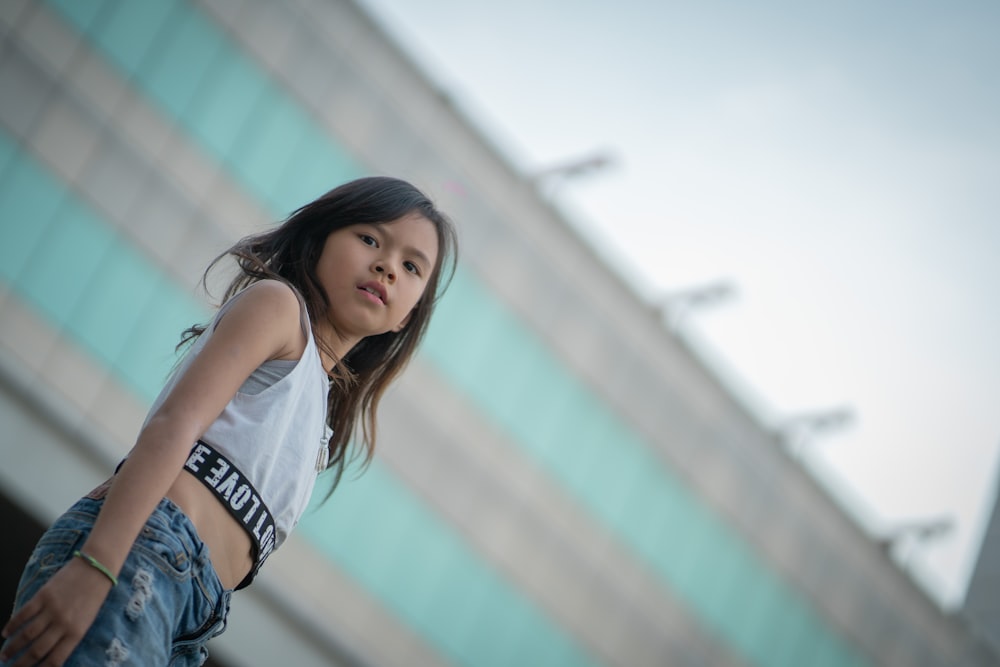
[
  {"left": 658, "top": 281, "right": 737, "bottom": 331},
  {"left": 530, "top": 151, "right": 616, "bottom": 196},
  {"left": 777, "top": 408, "right": 856, "bottom": 458}
]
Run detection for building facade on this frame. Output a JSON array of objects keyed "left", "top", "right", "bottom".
[
  {"left": 965, "top": 476, "right": 1000, "bottom": 658},
  {"left": 0, "top": 1, "right": 996, "bottom": 665}
]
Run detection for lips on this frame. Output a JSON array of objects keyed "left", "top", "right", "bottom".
[{"left": 358, "top": 281, "right": 387, "bottom": 304}]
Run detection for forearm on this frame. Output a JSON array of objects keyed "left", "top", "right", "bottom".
[{"left": 80, "top": 419, "right": 199, "bottom": 575}]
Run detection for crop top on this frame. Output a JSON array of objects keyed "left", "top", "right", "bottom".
[{"left": 141, "top": 284, "right": 330, "bottom": 587}]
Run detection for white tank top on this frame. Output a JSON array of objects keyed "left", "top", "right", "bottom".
[{"left": 143, "top": 285, "right": 331, "bottom": 561}]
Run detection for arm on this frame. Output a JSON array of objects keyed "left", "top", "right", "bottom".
[{"left": 0, "top": 281, "right": 306, "bottom": 666}]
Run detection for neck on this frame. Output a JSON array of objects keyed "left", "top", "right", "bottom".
[{"left": 314, "top": 323, "right": 360, "bottom": 375}]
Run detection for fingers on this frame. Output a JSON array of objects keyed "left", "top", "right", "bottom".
[
  {"left": 2, "top": 613, "right": 85, "bottom": 667},
  {"left": 1, "top": 589, "right": 84, "bottom": 667},
  {"left": 2, "top": 560, "right": 113, "bottom": 666},
  {"left": 11, "top": 634, "right": 60, "bottom": 667},
  {"left": 1, "top": 612, "right": 55, "bottom": 667},
  {"left": 9, "top": 636, "right": 71, "bottom": 667},
  {"left": 1, "top": 595, "right": 38, "bottom": 643},
  {"left": 1, "top": 598, "right": 43, "bottom": 660},
  {"left": 40, "top": 638, "right": 79, "bottom": 667}
]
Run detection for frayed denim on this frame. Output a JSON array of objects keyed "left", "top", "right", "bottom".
[{"left": 2, "top": 497, "right": 231, "bottom": 666}]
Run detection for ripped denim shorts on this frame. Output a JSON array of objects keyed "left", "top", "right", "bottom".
[{"left": 2, "top": 496, "right": 231, "bottom": 667}]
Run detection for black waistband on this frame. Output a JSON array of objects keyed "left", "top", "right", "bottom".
[{"left": 184, "top": 441, "right": 276, "bottom": 590}]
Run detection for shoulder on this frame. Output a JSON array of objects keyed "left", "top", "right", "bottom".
[
  {"left": 220, "top": 280, "right": 301, "bottom": 321},
  {"left": 214, "top": 280, "right": 306, "bottom": 357}
]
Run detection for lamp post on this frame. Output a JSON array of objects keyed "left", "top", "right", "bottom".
[
  {"left": 658, "top": 281, "right": 737, "bottom": 330},
  {"left": 777, "top": 407, "right": 855, "bottom": 458},
  {"left": 530, "top": 151, "right": 616, "bottom": 196},
  {"left": 876, "top": 517, "right": 956, "bottom": 571}
]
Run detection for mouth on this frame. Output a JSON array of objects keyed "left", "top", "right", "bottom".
[{"left": 358, "top": 283, "right": 387, "bottom": 304}]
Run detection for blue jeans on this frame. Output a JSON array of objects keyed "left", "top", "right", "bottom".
[{"left": 2, "top": 497, "right": 231, "bottom": 666}]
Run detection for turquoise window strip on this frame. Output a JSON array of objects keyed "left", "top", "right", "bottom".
[
  {"left": 37, "top": 1, "right": 871, "bottom": 665},
  {"left": 37, "top": 3, "right": 608, "bottom": 665},
  {"left": 97, "top": 0, "right": 174, "bottom": 69},
  {"left": 0, "top": 129, "right": 16, "bottom": 173},
  {"left": 303, "top": 467, "right": 601, "bottom": 667},
  {"left": 423, "top": 271, "right": 870, "bottom": 667},
  {"left": 47, "top": 0, "right": 361, "bottom": 217},
  {"left": 0, "top": 130, "right": 207, "bottom": 402},
  {"left": 143, "top": 4, "right": 222, "bottom": 120}
]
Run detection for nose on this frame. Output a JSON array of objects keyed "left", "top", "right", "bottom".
[{"left": 374, "top": 261, "right": 396, "bottom": 282}]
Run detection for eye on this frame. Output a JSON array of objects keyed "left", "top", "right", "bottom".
[
  {"left": 359, "top": 234, "right": 378, "bottom": 247},
  {"left": 403, "top": 260, "right": 420, "bottom": 275}
]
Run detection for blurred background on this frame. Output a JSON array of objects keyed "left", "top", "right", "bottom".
[{"left": 1, "top": 1, "right": 998, "bottom": 665}]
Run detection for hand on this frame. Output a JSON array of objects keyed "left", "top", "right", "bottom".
[{"left": 0, "top": 557, "right": 113, "bottom": 666}]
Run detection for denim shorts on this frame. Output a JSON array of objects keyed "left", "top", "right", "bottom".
[{"left": 2, "top": 496, "right": 232, "bottom": 666}]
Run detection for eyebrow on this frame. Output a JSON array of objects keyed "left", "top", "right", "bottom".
[
  {"left": 366, "top": 223, "right": 434, "bottom": 269},
  {"left": 405, "top": 245, "right": 433, "bottom": 269}
]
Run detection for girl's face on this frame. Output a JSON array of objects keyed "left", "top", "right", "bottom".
[{"left": 315, "top": 211, "right": 439, "bottom": 353}]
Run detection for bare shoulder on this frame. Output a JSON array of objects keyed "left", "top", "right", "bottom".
[
  {"left": 143, "top": 280, "right": 306, "bottom": 441},
  {"left": 214, "top": 280, "right": 306, "bottom": 360},
  {"left": 232, "top": 279, "right": 301, "bottom": 310}
]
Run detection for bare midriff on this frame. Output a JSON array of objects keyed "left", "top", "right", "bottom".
[{"left": 167, "top": 471, "right": 254, "bottom": 590}]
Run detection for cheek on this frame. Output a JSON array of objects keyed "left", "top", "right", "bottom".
[
  {"left": 402, "top": 279, "right": 427, "bottom": 302},
  {"left": 393, "top": 289, "right": 423, "bottom": 322}
]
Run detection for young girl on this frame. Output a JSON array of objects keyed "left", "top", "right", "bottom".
[{"left": 0, "top": 176, "right": 458, "bottom": 666}]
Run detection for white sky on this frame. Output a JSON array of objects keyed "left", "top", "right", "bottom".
[{"left": 356, "top": 0, "right": 1000, "bottom": 608}]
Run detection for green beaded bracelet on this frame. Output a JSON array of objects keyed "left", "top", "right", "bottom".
[{"left": 73, "top": 550, "right": 118, "bottom": 587}]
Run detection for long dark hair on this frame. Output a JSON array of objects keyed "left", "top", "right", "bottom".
[{"left": 183, "top": 176, "right": 458, "bottom": 486}]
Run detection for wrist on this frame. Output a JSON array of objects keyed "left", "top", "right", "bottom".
[
  {"left": 79, "top": 535, "right": 127, "bottom": 576},
  {"left": 72, "top": 550, "right": 119, "bottom": 587}
]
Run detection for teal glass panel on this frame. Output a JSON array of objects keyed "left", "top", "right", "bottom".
[
  {"left": 0, "top": 128, "right": 207, "bottom": 401},
  {"left": 272, "top": 127, "right": 349, "bottom": 214},
  {"left": 622, "top": 462, "right": 677, "bottom": 553},
  {"left": 422, "top": 268, "right": 870, "bottom": 666},
  {"left": 421, "top": 276, "right": 500, "bottom": 390},
  {"left": 810, "top": 634, "right": 839, "bottom": 667},
  {"left": 114, "top": 276, "right": 205, "bottom": 400},
  {"left": 185, "top": 48, "right": 264, "bottom": 159},
  {"left": 386, "top": 530, "right": 450, "bottom": 613},
  {"left": 724, "top": 560, "right": 774, "bottom": 656},
  {"left": 771, "top": 597, "right": 812, "bottom": 667},
  {"left": 140, "top": 6, "right": 222, "bottom": 118},
  {"left": 699, "top": 532, "right": 746, "bottom": 627},
  {"left": 0, "top": 130, "right": 16, "bottom": 175},
  {"left": 431, "top": 570, "right": 489, "bottom": 647},
  {"left": 534, "top": 371, "right": 586, "bottom": 454},
  {"left": 813, "top": 632, "right": 865, "bottom": 667},
  {"left": 302, "top": 465, "right": 601, "bottom": 667},
  {"left": 228, "top": 95, "right": 307, "bottom": 210},
  {"left": 550, "top": 392, "right": 602, "bottom": 473},
  {"left": 17, "top": 202, "right": 115, "bottom": 329},
  {"left": 0, "top": 146, "right": 65, "bottom": 281},
  {"left": 505, "top": 345, "right": 570, "bottom": 447},
  {"left": 545, "top": 389, "right": 598, "bottom": 479},
  {"left": 92, "top": 0, "right": 174, "bottom": 75},
  {"left": 48, "top": 0, "right": 364, "bottom": 219},
  {"left": 47, "top": 0, "right": 111, "bottom": 35},
  {"left": 70, "top": 239, "right": 159, "bottom": 363}
]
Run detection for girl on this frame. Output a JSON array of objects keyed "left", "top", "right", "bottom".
[{"left": 0, "top": 176, "right": 458, "bottom": 666}]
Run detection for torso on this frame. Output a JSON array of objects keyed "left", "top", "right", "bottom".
[
  {"left": 167, "top": 472, "right": 253, "bottom": 590},
  {"left": 146, "top": 282, "right": 322, "bottom": 590}
]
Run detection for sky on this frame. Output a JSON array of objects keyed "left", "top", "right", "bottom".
[{"left": 355, "top": 0, "right": 1000, "bottom": 608}]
